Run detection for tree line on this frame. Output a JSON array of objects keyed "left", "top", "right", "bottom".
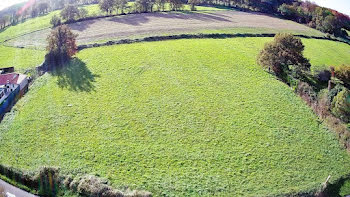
[
  {"left": 0, "top": 0, "right": 97, "bottom": 30},
  {"left": 278, "top": 1, "right": 350, "bottom": 37}
]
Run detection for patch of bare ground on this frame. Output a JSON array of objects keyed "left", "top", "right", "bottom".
[{"left": 7, "top": 10, "right": 319, "bottom": 48}]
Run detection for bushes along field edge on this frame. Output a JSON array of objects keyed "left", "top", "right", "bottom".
[
  {"left": 257, "top": 34, "right": 350, "bottom": 151},
  {"left": 0, "top": 164, "right": 152, "bottom": 197},
  {"left": 1, "top": 163, "right": 350, "bottom": 196}
]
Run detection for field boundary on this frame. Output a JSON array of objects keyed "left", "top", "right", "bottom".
[
  {"left": 77, "top": 33, "right": 350, "bottom": 50},
  {"left": 0, "top": 164, "right": 152, "bottom": 196},
  {"left": 0, "top": 162, "right": 348, "bottom": 197},
  {"left": 0, "top": 27, "right": 50, "bottom": 44}
]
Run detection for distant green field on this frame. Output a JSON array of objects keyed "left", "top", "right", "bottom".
[
  {"left": 0, "top": 11, "right": 58, "bottom": 43},
  {"left": 1, "top": 38, "right": 350, "bottom": 196},
  {"left": 0, "top": 46, "right": 45, "bottom": 71}
]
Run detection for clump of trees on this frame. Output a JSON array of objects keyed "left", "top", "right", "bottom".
[
  {"left": 134, "top": 0, "right": 156, "bottom": 13},
  {"left": 46, "top": 25, "right": 78, "bottom": 67},
  {"left": 98, "top": 0, "right": 184, "bottom": 14},
  {"left": 0, "top": 0, "right": 100, "bottom": 30},
  {"left": 49, "top": 4, "right": 88, "bottom": 27},
  {"left": 99, "top": 0, "right": 129, "bottom": 15},
  {"left": 257, "top": 33, "right": 310, "bottom": 78},
  {"left": 155, "top": 0, "right": 167, "bottom": 11},
  {"left": 60, "top": 5, "right": 88, "bottom": 22},
  {"left": 278, "top": 1, "right": 350, "bottom": 37},
  {"left": 99, "top": 0, "right": 117, "bottom": 14},
  {"left": 258, "top": 33, "right": 350, "bottom": 148}
]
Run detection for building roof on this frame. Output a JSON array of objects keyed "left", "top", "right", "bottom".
[
  {"left": 0, "top": 73, "right": 19, "bottom": 85},
  {"left": 0, "top": 73, "right": 27, "bottom": 85}
]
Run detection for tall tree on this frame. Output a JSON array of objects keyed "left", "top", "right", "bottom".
[
  {"left": 257, "top": 33, "right": 310, "bottom": 77},
  {"left": 46, "top": 25, "right": 78, "bottom": 66},
  {"left": 99, "top": 0, "right": 116, "bottom": 15},
  {"left": 155, "top": 0, "right": 166, "bottom": 11},
  {"left": 61, "top": 5, "right": 81, "bottom": 21},
  {"left": 169, "top": 0, "right": 183, "bottom": 11},
  {"left": 134, "top": 0, "right": 155, "bottom": 12},
  {"left": 115, "top": 0, "right": 128, "bottom": 14}
]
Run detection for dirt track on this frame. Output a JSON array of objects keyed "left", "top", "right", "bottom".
[
  {"left": 0, "top": 179, "right": 37, "bottom": 197},
  {"left": 7, "top": 10, "right": 317, "bottom": 48}
]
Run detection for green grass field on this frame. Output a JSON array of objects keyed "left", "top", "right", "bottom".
[
  {"left": 303, "top": 39, "right": 350, "bottom": 70},
  {"left": 1, "top": 37, "right": 349, "bottom": 72},
  {"left": 1, "top": 38, "right": 350, "bottom": 196},
  {"left": 0, "top": 46, "right": 45, "bottom": 71}
]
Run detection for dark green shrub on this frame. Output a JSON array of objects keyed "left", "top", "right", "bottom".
[{"left": 332, "top": 89, "right": 350, "bottom": 123}]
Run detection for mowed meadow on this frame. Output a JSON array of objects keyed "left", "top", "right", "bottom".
[{"left": 1, "top": 38, "right": 350, "bottom": 196}]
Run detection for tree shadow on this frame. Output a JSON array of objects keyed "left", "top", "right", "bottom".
[
  {"left": 69, "top": 19, "right": 98, "bottom": 32},
  {"left": 51, "top": 58, "right": 99, "bottom": 92}
]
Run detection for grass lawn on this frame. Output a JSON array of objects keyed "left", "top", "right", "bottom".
[
  {"left": 303, "top": 39, "right": 350, "bottom": 70},
  {"left": 1, "top": 36, "right": 349, "bottom": 72},
  {"left": 0, "top": 46, "right": 45, "bottom": 72},
  {"left": 1, "top": 38, "right": 350, "bottom": 196}
]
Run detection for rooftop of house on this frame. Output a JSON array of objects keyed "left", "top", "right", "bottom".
[{"left": 0, "top": 73, "right": 27, "bottom": 85}]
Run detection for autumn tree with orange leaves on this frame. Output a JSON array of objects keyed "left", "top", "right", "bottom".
[{"left": 46, "top": 25, "right": 78, "bottom": 68}]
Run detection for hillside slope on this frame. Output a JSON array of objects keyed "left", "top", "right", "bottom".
[{"left": 0, "top": 38, "right": 349, "bottom": 196}]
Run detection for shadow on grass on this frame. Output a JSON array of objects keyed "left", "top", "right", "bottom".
[
  {"left": 322, "top": 176, "right": 350, "bottom": 197},
  {"left": 51, "top": 58, "right": 99, "bottom": 92}
]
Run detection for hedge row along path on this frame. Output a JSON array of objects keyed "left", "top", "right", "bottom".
[{"left": 5, "top": 10, "right": 323, "bottom": 49}]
